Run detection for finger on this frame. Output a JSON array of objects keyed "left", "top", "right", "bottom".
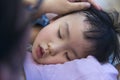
[
  {"left": 68, "top": 2, "right": 91, "bottom": 11},
  {"left": 87, "top": 0, "right": 102, "bottom": 10},
  {"left": 76, "top": 0, "right": 102, "bottom": 10}
]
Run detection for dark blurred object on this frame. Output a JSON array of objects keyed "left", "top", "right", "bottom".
[{"left": 0, "top": 0, "right": 31, "bottom": 80}]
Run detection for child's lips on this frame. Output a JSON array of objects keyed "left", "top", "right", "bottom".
[{"left": 36, "top": 46, "right": 44, "bottom": 59}]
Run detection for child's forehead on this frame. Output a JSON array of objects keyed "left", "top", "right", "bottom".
[
  {"left": 54, "top": 11, "right": 87, "bottom": 20},
  {"left": 65, "top": 11, "right": 87, "bottom": 18},
  {"left": 53, "top": 12, "right": 87, "bottom": 24},
  {"left": 51, "top": 11, "right": 91, "bottom": 33},
  {"left": 52, "top": 11, "right": 90, "bottom": 29}
]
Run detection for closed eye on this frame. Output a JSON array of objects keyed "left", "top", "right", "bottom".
[
  {"left": 58, "top": 27, "right": 62, "bottom": 39},
  {"left": 65, "top": 52, "right": 71, "bottom": 61}
]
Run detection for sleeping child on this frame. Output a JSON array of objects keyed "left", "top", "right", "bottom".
[{"left": 24, "top": 7, "right": 120, "bottom": 80}]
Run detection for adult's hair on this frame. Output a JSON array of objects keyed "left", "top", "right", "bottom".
[{"left": 83, "top": 7, "right": 120, "bottom": 63}]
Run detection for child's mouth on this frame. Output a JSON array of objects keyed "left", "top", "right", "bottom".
[{"left": 36, "top": 46, "right": 44, "bottom": 59}]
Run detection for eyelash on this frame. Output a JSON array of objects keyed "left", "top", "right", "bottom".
[
  {"left": 65, "top": 52, "right": 71, "bottom": 61},
  {"left": 58, "top": 28, "right": 62, "bottom": 39}
]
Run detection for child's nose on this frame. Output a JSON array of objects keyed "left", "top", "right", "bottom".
[{"left": 47, "top": 42, "right": 65, "bottom": 56}]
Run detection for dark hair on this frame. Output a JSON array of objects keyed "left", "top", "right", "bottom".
[{"left": 83, "top": 7, "right": 120, "bottom": 63}]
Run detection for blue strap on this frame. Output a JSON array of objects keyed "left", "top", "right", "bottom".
[{"left": 33, "top": 14, "right": 50, "bottom": 27}]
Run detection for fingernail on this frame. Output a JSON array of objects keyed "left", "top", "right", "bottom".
[{"left": 85, "top": 3, "right": 91, "bottom": 8}]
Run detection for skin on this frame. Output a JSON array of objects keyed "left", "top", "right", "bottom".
[
  {"left": 23, "top": 0, "right": 101, "bottom": 18},
  {"left": 30, "top": 25, "right": 43, "bottom": 44},
  {"left": 32, "top": 12, "right": 93, "bottom": 64},
  {"left": 115, "top": 64, "right": 120, "bottom": 79}
]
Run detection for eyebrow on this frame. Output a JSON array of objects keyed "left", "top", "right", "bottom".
[
  {"left": 64, "top": 22, "right": 70, "bottom": 38},
  {"left": 64, "top": 23, "right": 78, "bottom": 58}
]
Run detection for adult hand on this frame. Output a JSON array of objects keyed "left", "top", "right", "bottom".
[
  {"left": 39, "top": 0, "right": 91, "bottom": 15},
  {"left": 24, "top": 0, "right": 101, "bottom": 18}
]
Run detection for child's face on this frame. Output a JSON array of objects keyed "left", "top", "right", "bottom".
[{"left": 32, "top": 12, "right": 92, "bottom": 64}]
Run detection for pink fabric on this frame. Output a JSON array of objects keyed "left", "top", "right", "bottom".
[{"left": 24, "top": 52, "right": 118, "bottom": 80}]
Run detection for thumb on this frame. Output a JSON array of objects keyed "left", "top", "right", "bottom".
[{"left": 68, "top": 2, "right": 91, "bottom": 11}]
